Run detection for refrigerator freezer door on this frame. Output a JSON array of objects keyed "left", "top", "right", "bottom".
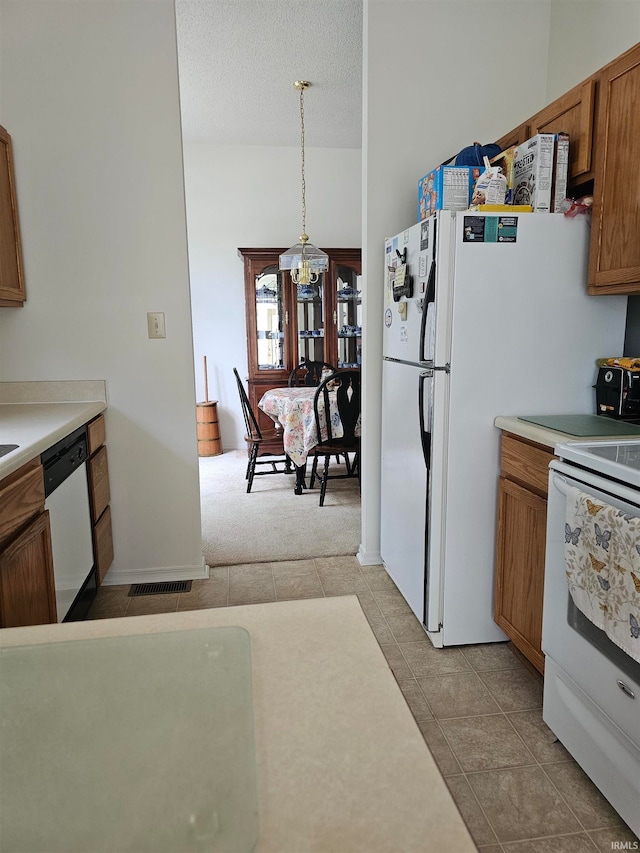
[
  {"left": 383, "top": 222, "right": 432, "bottom": 364},
  {"left": 380, "top": 359, "right": 428, "bottom": 623}
]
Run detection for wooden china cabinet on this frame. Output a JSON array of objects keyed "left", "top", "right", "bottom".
[{"left": 238, "top": 247, "right": 361, "bottom": 446}]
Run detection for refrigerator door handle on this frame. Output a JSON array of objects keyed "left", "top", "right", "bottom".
[
  {"left": 418, "top": 370, "right": 433, "bottom": 471},
  {"left": 418, "top": 260, "right": 436, "bottom": 363}
]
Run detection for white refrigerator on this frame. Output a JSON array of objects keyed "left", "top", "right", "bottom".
[{"left": 380, "top": 210, "right": 628, "bottom": 648}]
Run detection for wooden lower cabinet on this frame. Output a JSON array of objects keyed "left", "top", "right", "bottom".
[
  {"left": 0, "top": 507, "right": 56, "bottom": 628},
  {"left": 93, "top": 505, "right": 114, "bottom": 586},
  {"left": 0, "top": 458, "right": 56, "bottom": 626},
  {"left": 87, "top": 414, "right": 114, "bottom": 585},
  {"left": 494, "top": 432, "right": 554, "bottom": 674},
  {"left": 0, "top": 413, "right": 115, "bottom": 628}
]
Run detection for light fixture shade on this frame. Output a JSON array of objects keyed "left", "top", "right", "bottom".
[{"left": 279, "top": 240, "right": 329, "bottom": 285}]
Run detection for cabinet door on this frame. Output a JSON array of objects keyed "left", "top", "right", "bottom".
[
  {"left": 247, "top": 263, "right": 290, "bottom": 381},
  {"left": 294, "top": 271, "right": 328, "bottom": 368},
  {"left": 0, "top": 511, "right": 56, "bottom": 627},
  {"left": 531, "top": 78, "right": 596, "bottom": 181},
  {"left": 495, "top": 121, "right": 530, "bottom": 152},
  {"left": 0, "top": 125, "right": 25, "bottom": 307},
  {"left": 331, "top": 255, "right": 362, "bottom": 369},
  {"left": 588, "top": 43, "right": 640, "bottom": 294},
  {"left": 494, "top": 476, "right": 547, "bottom": 674}
]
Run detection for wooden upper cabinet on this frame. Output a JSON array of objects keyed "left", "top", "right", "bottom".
[
  {"left": 0, "top": 125, "right": 26, "bottom": 307},
  {"left": 495, "top": 121, "right": 530, "bottom": 152},
  {"left": 588, "top": 42, "right": 640, "bottom": 295},
  {"left": 531, "top": 78, "right": 596, "bottom": 181}
]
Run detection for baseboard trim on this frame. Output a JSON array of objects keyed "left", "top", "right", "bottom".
[
  {"left": 102, "top": 559, "right": 208, "bottom": 587},
  {"left": 357, "top": 544, "right": 382, "bottom": 566}
]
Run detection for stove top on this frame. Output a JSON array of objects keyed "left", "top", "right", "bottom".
[{"left": 554, "top": 439, "right": 640, "bottom": 489}]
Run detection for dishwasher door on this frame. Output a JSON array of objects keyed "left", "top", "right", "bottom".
[{"left": 45, "top": 462, "right": 94, "bottom": 621}]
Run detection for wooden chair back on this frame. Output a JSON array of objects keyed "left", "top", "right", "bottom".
[
  {"left": 288, "top": 359, "right": 337, "bottom": 387},
  {"left": 233, "top": 368, "right": 262, "bottom": 441},
  {"left": 313, "top": 370, "right": 361, "bottom": 448}
]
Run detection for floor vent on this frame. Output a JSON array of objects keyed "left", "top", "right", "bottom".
[{"left": 129, "top": 581, "right": 192, "bottom": 597}]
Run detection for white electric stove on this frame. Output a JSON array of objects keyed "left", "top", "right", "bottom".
[{"left": 543, "top": 438, "right": 640, "bottom": 837}]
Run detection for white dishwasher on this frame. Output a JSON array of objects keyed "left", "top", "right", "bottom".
[{"left": 42, "top": 426, "right": 96, "bottom": 621}]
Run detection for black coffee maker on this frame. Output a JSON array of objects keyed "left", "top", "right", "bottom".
[{"left": 594, "top": 366, "right": 640, "bottom": 422}]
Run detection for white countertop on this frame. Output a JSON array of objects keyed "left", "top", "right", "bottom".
[
  {"left": 0, "top": 597, "right": 475, "bottom": 853},
  {"left": 494, "top": 415, "right": 640, "bottom": 451},
  {"left": 0, "top": 381, "right": 107, "bottom": 478}
]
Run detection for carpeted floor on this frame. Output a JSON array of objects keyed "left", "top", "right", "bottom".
[{"left": 200, "top": 451, "right": 361, "bottom": 566}]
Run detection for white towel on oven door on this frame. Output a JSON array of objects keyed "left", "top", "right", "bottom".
[{"left": 564, "top": 486, "right": 640, "bottom": 664}]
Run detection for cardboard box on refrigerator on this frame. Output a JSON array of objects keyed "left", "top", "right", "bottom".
[
  {"left": 418, "top": 165, "right": 475, "bottom": 221},
  {"left": 489, "top": 145, "right": 517, "bottom": 204},
  {"left": 551, "top": 132, "right": 570, "bottom": 212},
  {"left": 512, "top": 133, "right": 555, "bottom": 212}
]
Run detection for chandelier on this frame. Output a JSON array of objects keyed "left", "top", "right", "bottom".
[{"left": 279, "top": 81, "right": 328, "bottom": 286}]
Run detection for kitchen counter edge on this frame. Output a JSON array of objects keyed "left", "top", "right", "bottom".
[
  {"left": 0, "top": 400, "right": 107, "bottom": 480},
  {"left": 494, "top": 415, "right": 640, "bottom": 451}
]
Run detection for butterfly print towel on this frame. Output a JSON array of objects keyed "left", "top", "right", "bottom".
[{"left": 564, "top": 486, "right": 640, "bottom": 663}]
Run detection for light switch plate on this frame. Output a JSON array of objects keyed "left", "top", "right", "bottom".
[{"left": 147, "top": 312, "right": 166, "bottom": 339}]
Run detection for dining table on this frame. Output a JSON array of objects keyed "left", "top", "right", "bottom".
[{"left": 258, "top": 385, "right": 345, "bottom": 495}]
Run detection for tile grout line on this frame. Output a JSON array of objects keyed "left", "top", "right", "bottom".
[
  {"left": 393, "top": 636, "right": 505, "bottom": 847},
  {"left": 535, "top": 760, "right": 617, "bottom": 841}
]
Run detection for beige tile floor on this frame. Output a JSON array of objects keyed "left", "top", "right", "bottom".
[{"left": 89, "top": 557, "right": 639, "bottom": 852}]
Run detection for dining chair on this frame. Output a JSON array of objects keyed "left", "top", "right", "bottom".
[
  {"left": 288, "top": 359, "right": 337, "bottom": 387},
  {"left": 233, "top": 368, "right": 291, "bottom": 493},
  {"left": 309, "top": 370, "right": 361, "bottom": 506}
]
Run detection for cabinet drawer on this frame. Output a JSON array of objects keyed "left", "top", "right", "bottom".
[
  {"left": 87, "top": 446, "right": 110, "bottom": 523},
  {"left": 501, "top": 433, "right": 554, "bottom": 496},
  {"left": 87, "top": 414, "right": 106, "bottom": 455},
  {"left": 0, "top": 459, "right": 45, "bottom": 548}
]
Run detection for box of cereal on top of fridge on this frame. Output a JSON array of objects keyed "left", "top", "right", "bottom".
[
  {"left": 418, "top": 165, "right": 474, "bottom": 221},
  {"left": 512, "top": 133, "right": 555, "bottom": 212},
  {"left": 551, "top": 132, "right": 570, "bottom": 212}
]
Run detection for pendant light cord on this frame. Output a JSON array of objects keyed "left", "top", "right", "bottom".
[{"left": 299, "top": 84, "right": 306, "bottom": 240}]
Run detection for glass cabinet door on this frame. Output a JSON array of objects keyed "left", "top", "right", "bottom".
[
  {"left": 254, "top": 266, "right": 286, "bottom": 373},
  {"left": 296, "top": 275, "right": 326, "bottom": 366},
  {"left": 335, "top": 266, "right": 362, "bottom": 368}
]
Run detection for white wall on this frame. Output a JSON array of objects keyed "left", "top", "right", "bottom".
[
  {"left": 361, "top": 0, "right": 640, "bottom": 565},
  {"left": 0, "top": 0, "right": 203, "bottom": 584},
  {"left": 183, "top": 143, "right": 361, "bottom": 450},
  {"left": 547, "top": 1, "right": 640, "bottom": 99},
  {"left": 360, "top": 0, "right": 552, "bottom": 564}
]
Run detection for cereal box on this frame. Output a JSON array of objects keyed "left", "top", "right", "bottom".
[
  {"left": 551, "top": 132, "right": 570, "bottom": 213},
  {"left": 512, "top": 134, "right": 555, "bottom": 213},
  {"left": 490, "top": 145, "right": 517, "bottom": 204},
  {"left": 418, "top": 166, "right": 474, "bottom": 221}
]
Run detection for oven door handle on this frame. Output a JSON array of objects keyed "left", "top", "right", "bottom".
[
  {"left": 550, "top": 473, "right": 572, "bottom": 497},
  {"left": 550, "top": 462, "right": 640, "bottom": 509}
]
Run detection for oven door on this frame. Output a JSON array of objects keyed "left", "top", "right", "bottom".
[
  {"left": 543, "top": 461, "right": 640, "bottom": 835},
  {"left": 544, "top": 461, "right": 640, "bottom": 722}
]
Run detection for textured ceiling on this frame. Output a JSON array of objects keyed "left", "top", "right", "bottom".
[{"left": 175, "top": 0, "right": 363, "bottom": 148}]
